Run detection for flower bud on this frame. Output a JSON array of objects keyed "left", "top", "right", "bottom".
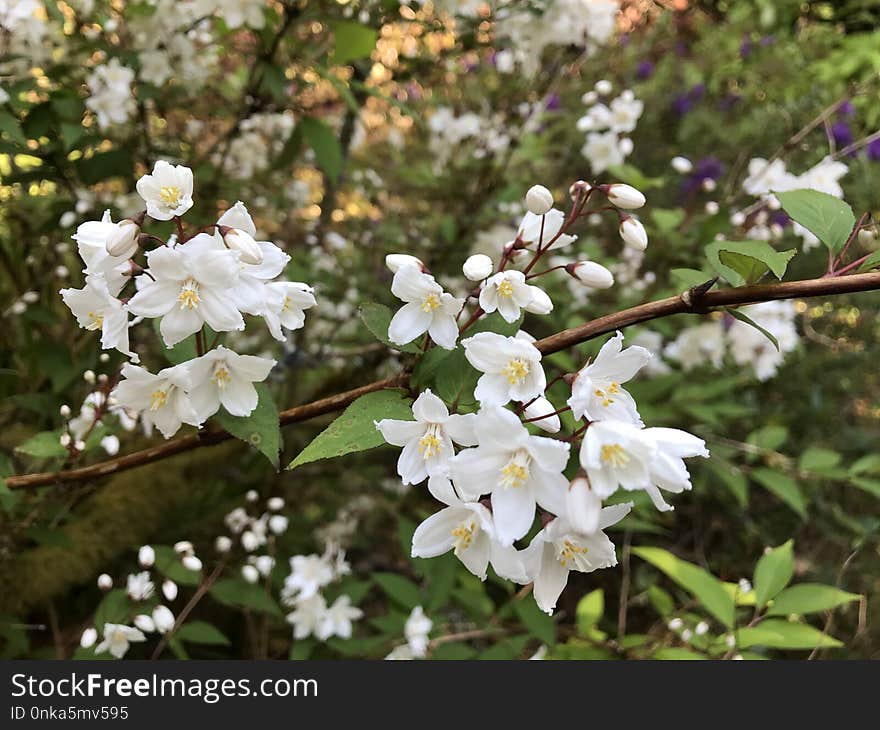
[
  {"left": 581, "top": 90, "right": 598, "bottom": 105},
  {"left": 523, "top": 396, "right": 560, "bottom": 433},
  {"left": 218, "top": 226, "right": 263, "bottom": 265},
  {"left": 106, "top": 219, "right": 140, "bottom": 258},
  {"left": 569, "top": 180, "right": 592, "bottom": 199},
  {"left": 705, "top": 201, "right": 719, "bottom": 215},
  {"left": 267, "top": 497, "right": 285, "bottom": 511},
  {"left": 670, "top": 156, "right": 693, "bottom": 174},
  {"left": 568, "top": 261, "right": 614, "bottom": 289},
  {"left": 606, "top": 184, "right": 645, "bottom": 209},
  {"left": 241, "top": 531, "right": 259, "bottom": 552},
  {"left": 269, "top": 514, "right": 289, "bottom": 535},
  {"left": 242, "top": 564, "right": 260, "bottom": 584},
  {"left": 385, "top": 253, "right": 423, "bottom": 273},
  {"left": 138, "top": 545, "right": 155, "bottom": 568},
  {"left": 59, "top": 433, "right": 71, "bottom": 447},
  {"left": 594, "top": 79, "right": 612, "bottom": 95},
  {"left": 462, "top": 254, "right": 493, "bottom": 281},
  {"left": 134, "top": 614, "right": 155, "bottom": 633},
  {"left": 619, "top": 217, "right": 648, "bottom": 251},
  {"left": 173, "top": 540, "right": 194, "bottom": 555},
  {"left": 162, "top": 579, "right": 178, "bottom": 601},
  {"left": 215, "top": 535, "right": 232, "bottom": 553},
  {"left": 566, "top": 476, "right": 601, "bottom": 534},
  {"left": 525, "top": 185, "right": 554, "bottom": 215},
  {"left": 730, "top": 211, "right": 746, "bottom": 226},
  {"left": 59, "top": 404, "right": 71, "bottom": 418},
  {"left": 245, "top": 489, "right": 259, "bottom": 503},
  {"left": 181, "top": 555, "right": 202, "bottom": 572},
  {"left": 97, "top": 573, "right": 113, "bottom": 591},
  {"left": 152, "top": 604, "right": 175, "bottom": 634},
  {"left": 80, "top": 627, "right": 98, "bottom": 649},
  {"left": 524, "top": 287, "right": 553, "bottom": 315},
  {"left": 858, "top": 228, "right": 876, "bottom": 245}
]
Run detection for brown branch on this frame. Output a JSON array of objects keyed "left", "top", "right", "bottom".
[{"left": 6, "top": 272, "right": 880, "bottom": 490}]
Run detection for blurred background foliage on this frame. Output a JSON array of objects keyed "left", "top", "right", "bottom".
[{"left": 0, "top": 0, "right": 879, "bottom": 659}]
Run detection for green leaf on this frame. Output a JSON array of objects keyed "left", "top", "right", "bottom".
[
  {"left": 358, "top": 302, "right": 422, "bottom": 353},
  {"left": 24, "top": 527, "right": 72, "bottom": 549},
  {"left": 798, "top": 447, "right": 842, "bottom": 473},
  {"left": 706, "top": 240, "right": 796, "bottom": 286},
  {"left": 857, "top": 249, "right": 880, "bottom": 272},
  {"left": 514, "top": 597, "right": 556, "bottom": 646},
  {"left": 432, "top": 642, "right": 478, "bottom": 660},
  {"left": 299, "top": 117, "right": 343, "bottom": 182},
  {"left": 751, "top": 468, "right": 807, "bottom": 518},
  {"left": 724, "top": 308, "right": 779, "bottom": 350},
  {"left": 210, "top": 579, "right": 282, "bottom": 617},
  {"left": 654, "top": 647, "right": 708, "bottom": 660},
  {"left": 175, "top": 621, "right": 231, "bottom": 646},
  {"left": 767, "top": 583, "right": 860, "bottom": 617},
  {"left": 332, "top": 21, "right": 378, "bottom": 65},
  {"left": 575, "top": 589, "right": 604, "bottom": 635},
  {"left": 606, "top": 163, "right": 665, "bottom": 190},
  {"left": 632, "top": 547, "right": 735, "bottom": 627},
  {"left": 372, "top": 573, "right": 422, "bottom": 610},
  {"left": 746, "top": 425, "right": 788, "bottom": 451},
  {"left": 15, "top": 431, "right": 67, "bottom": 459},
  {"left": 670, "top": 268, "right": 714, "bottom": 289},
  {"left": 753, "top": 539, "right": 794, "bottom": 609},
  {"left": 288, "top": 389, "right": 412, "bottom": 470},
  {"left": 776, "top": 189, "right": 855, "bottom": 253},
  {"left": 93, "top": 590, "right": 130, "bottom": 628},
  {"left": 0, "top": 109, "right": 27, "bottom": 146},
  {"left": 850, "top": 476, "right": 880, "bottom": 499},
  {"left": 212, "top": 383, "right": 281, "bottom": 468},
  {"left": 647, "top": 585, "right": 675, "bottom": 616},
  {"left": 736, "top": 619, "right": 842, "bottom": 650}
]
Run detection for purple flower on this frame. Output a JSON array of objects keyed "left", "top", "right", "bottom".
[
  {"left": 740, "top": 37, "right": 752, "bottom": 59},
  {"left": 544, "top": 93, "right": 561, "bottom": 112},
  {"left": 718, "top": 94, "right": 741, "bottom": 111},
  {"left": 831, "top": 121, "right": 853, "bottom": 149},
  {"left": 866, "top": 137, "right": 880, "bottom": 161},
  {"left": 838, "top": 100, "right": 855, "bottom": 117},
  {"left": 672, "top": 84, "right": 706, "bottom": 117},
  {"left": 681, "top": 157, "right": 724, "bottom": 197},
  {"left": 636, "top": 60, "right": 654, "bottom": 80},
  {"left": 771, "top": 211, "right": 790, "bottom": 228}
]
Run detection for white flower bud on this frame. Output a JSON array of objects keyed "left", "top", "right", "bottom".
[
  {"left": 569, "top": 180, "right": 592, "bottom": 199},
  {"left": 681, "top": 628, "right": 693, "bottom": 642},
  {"left": 570, "top": 261, "right": 614, "bottom": 289},
  {"left": 133, "top": 614, "right": 155, "bottom": 633},
  {"left": 97, "top": 573, "right": 113, "bottom": 591},
  {"left": 523, "top": 287, "right": 553, "bottom": 315},
  {"left": 241, "top": 531, "right": 259, "bottom": 552},
  {"left": 59, "top": 433, "right": 71, "bottom": 447},
  {"left": 152, "top": 604, "right": 175, "bottom": 634},
  {"left": 462, "top": 254, "right": 493, "bottom": 281},
  {"left": 594, "top": 79, "right": 612, "bottom": 95},
  {"left": 269, "top": 514, "right": 289, "bottom": 535},
  {"left": 100, "top": 435, "right": 120, "bottom": 455},
  {"left": 267, "top": 497, "right": 285, "bottom": 511},
  {"left": 241, "top": 564, "right": 260, "bottom": 584},
  {"left": 74, "top": 440, "right": 86, "bottom": 451},
  {"left": 702, "top": 178, "right": 716, "bottom": 192},
  {"left": 670, "top": 156, "right": 693, "bottom": 173},
  {"left": 162, "top": 579, "right": 178, "bottom": 601},
  {"left": 99, "top": 353, "right": 110, "bottom": 362},
  {"left": 523, "top": 396, "right": 560, "bottom": 433},
  {"left": 254, "top": 555, "right": 275, "bottom": 576},
  {"left": 59, "top": 404, "right": 71, "bottom": 418},
  {"left": 619, "top": 217, "right": 648, "bottom": 251},
  {"left": 21, "top": 290, "right": 39, "bottom": 303},
  {"left": 83, "top": 370, "right": 96, "bottom": 384},
  {"left": 606, "top": 184, "right": 645, "bottom": 209},
  {"left": 385, "top": 253, "right": 423, "bottom": 273},
  {"left": 566, "top": 476, "right": 601, "bottom": 534},
  {"left": 181, "top": 555, "right": 202, "bottom": 572},
  {"left": 215, "top": 536, "right": 233, "bottom": 553},
  {"left": 245, "top": 490, "right": 259, "bottom": 503},
  {"left": 705, "top": 201, "right": 720, "bottom": 215},
  {"left": 55, "top": 265, "right": 69, "bottom": 278},
  {"left": 725, "top": 634, "right": 736, "bottom": 648},
  {"left": 695, "top": 621, "right": 709, "bottom": 636},
  {"left": 106, "top": 219, "right": 140, "bottom": 258},
  {"left": 858, "top": 228, "right": 876, "bottom": 245},
  {"left": 220, "top": 227, "right": 263, "bottom": 265},
  {"left": 730, "top": 211, "right": 746, "bottom": 226},
  {"left": 138, "top": 545, "right": 155, "bottom": 568},
  {"left": 525, "top": 185, "right": 554, "bottom": 215},
  {"left": 80, "top": 627, "right": 98, "bottom": 649},
  {"left": 668, "top": 617, "right": 683, "bottom": 631},
  {"left": 581, "top": 90, "right": 598, "bottom": 105},
  {"left": 173, "top": 540, "right": 194, "bottom": 555}
]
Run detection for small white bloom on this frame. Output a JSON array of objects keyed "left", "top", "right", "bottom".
[
  {"left": 126, "top": 571, "right": 155, "bottom": 601},
  {"left": 100, "top": 435, "right": 120, "bottom": 455},
  {"left": 462, "top": 254, "right": 493, "bottom": 281},
  {"left": 181, "top": 555, "right": 202, "bottom": 572},
  {"left": 60, "top": 275, "right": 131, "bottom": 356},
  {"left": 152, "top": 605, "right": 175, "bottom": 634},
  {"left": 286, "top": 594, "right": 327, "bottom": 640},
  {"left": 133, "top": 614, "right": 155, "bottom": 633},
  {"left": 461, "top": 332, "right": 546, "bottom": 406},
  {"left": 518, "top": 209, "right": 577, "bottom": 250},
  {"left": 241, "top": 531, "right": 259, "bottom": 552},
  {"left": 525, "top": 185, "right": 554, "bottom": 215},
  {"left": 639, "top": 427, "right": 709, "bottom": 510},
  {"left": 138, "top": 545, "right": 155, "bottom": 568},
  {"left": 671, "top": 156, "right": 693, "bottom": 173},
  {"left": 479, "top": 270, "right": 550, "bottom": 323},
  {"left": 162, "top": 580, "right": 178, "bottom": 601},
  {"left": 695, "top": 621, "right": 709, "bottom": 636},
  {"left": 387, "top": 265, "right": 464, "bottom": 350},
  {"left": 254, "top": 555, "right": 275, "bottom": 576},
  {"left": 113, "top": 362, "right": 200, "bottom": 439},
  {"left": 97, "top": 573, "right": 113, "bottom": 591},
  {"left": 570, "top": 261, "right": 614, "bottom": 288},
  {"left": 579, "top": 420, "right": 654, "bottom": 501},
  {"left": 316, "top": 595, "right": 363, "bottom": 641},
  {"left": 404, "top": 606, "right": 432, "bottom": 658},
  {"left": 619, "top": 217, "right": 648, "bottom": 251},
  {"left": 135, "top": 160, "right": 194, "bottom": 220},
  {"left": 606, "top": 184, "right": 645, "bottom": 209},
  {"left": 267, "top": 497, "right": 285, "bottom": 511},
  {"left": 219, "top": 226, "right": 263, "bottom": 265},
  {"left": 215, "top": 536, "right": 233, "bottom": 553},
  {"left": 80, "top": 627, "right": 98, "bottom": 649},
  {"left": 269, "top": 514, "right": 289, "bottom": 535},
  {"left": 262, "top": 281, "right": 317, "bottom": 342},
  {"left": 105, "top": 219, "right": 140, "bottom": 258},
  {"left": 595, "top": 79, "right": 613, "bottom": 95},
  {"left": 565, "top": 475, "right": 603, "bottom": 535},
  {"left": 242, "top": 564, "right": 260, "bottom": 584},
  {"left": 282, "top": 554, "right": 334, "bottom": 603},
  {"left": 186, "top": 346, "right": 276, "bottom": 422},
  {"left": 95, "top": 623, "right": 146, "bottom": 659},
  {"left": 174, "top": 541, "right": 194, "bottom": 555}
]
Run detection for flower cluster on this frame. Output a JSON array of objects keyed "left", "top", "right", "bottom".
[
  {"left": 59, "top": 160, "right": 316, "bottom": 440},
  {"left": 85, "top": 59, "right": 136, "bottom": 130},
  {"left": 219, "top": 491, "right": 290, "bottom": 582},
  {"left": 377, "top": 182, "right": 708, "bottom": 614},
  {"left": 578, "top": 83, "right": 643, "bottom": 174}
]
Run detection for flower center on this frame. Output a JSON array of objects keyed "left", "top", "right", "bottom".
[
  {"left": 418, "top": 424, "right": 443, "bottom": 460},
  {"left": 420, "top": 293, "right": 440, "bottom": 313},
  {"left": 159, "top": 185, "right": 182, "bottom": 207},
  {"left": 497, "top": 279, "right": 514, "bottom": 298},
  {"left": 212, "top": 365, "right": 231, "bottom": 390},
  {"left": 557, "top": 538, "right": 589, "bottom": 567},
  {"left": 112, "top": 629, "right": 128, "bottom": 643},
  {"left": 178, "top": 278, "right": 200, "bottom": 309},
  {"left": 500, "top": 450, "right": 531, "bottom": 488},
  {"left": 87, "top": 310, "right": 104, "bottom": 330},
  {"left": 502, "top": 357, "right": 530, "bottom": 385},
  {"left": 594, "top": 381, "right": 620, "bottom": 407},
  {"left": 282, "top": 295, "right": 292, "bottom": 312},
  {"left": 149, "top": 389, "right": 168, "bottom": 411},
  {"left": 451, "top": 517, "right": 477, "bottom": 553},
  {"left": 600, "top": 443, "right": 629, "bottom": 468}
]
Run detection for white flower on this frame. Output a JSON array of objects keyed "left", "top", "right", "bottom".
[
  {"left": 162, "top": 580, "right": 178, "bottom": 601},
  {"left": 524, "top": 504, "right": 632, "bottom": 614},
  {"left": 741, "top": 158, "right": 798, "bottom": 198},
  {"left": 664, "top": 321, "right": 726, "bottom": 371},
  {"left": 608, "top": 92, "right": 643, "bottom": 133},
  {"left": 525, "top": 185, "right": 554, "bottom": 215},
  {"left": 385, "top": 644, "right": 415, "bottom": 660},
  {"left": 267, "top": 497, "right": 285, "bottom": 511},
  {"left": 126, "top": 571, "right": 155, "bottom": 601},
  {"left": 375, "top": 389, "right": 477, "bottom": 488},
  {"left": 127, "top": 235, "right": 243, "bottom": 346},
  {"left": 138, "top": 545, "right": 155, "bottom": 568},
  {"left": 316, "top": 595, "right": 363, "bottom": 640},
  {"left": 72, "top": 211, "right": 132, "bottom": 293},
  {"left": 100, "top": 435, "right": 120, "bottom": 455},
  {"left": 219, "top": 226, "right": 263, "bottom": 265},
  {"left": 97, "top": 574, "right": 113, "bottom": 591},
  {"left": 463, "top": 254, "right": 493, "bottom": 281},
  {"left": 387, "top": 265, "right": 464, "bottom": 350},
  {"left": 726, "top": 301, "right": 799, "bottom": 381},
  {"left": 282, "top": 554, "right": 334, "bottom": 603},
  {"left": 479, "top": 270, "right": 550, "bottom": 323},
  {"left": 582, "top": 131, "right": 630, "bottom": 174},
  {"left": 136, "top": 160, "right": 194, "bottom": 220},
  {"left": 450, "top": 407, "right": 570, "bottom": 546},
  {"left": 579, "top": 419, "right": 654, "bottom": 501},
  {"left": 94, "top": 623, "right": 146, "bottom": 659},
  {"left": 461, "top": 332, "right": 546, "bottom": 406},
  {"left": 113, "top": 362, "right": 200, "bottom": 439},
  {"left": 639, "top": 427, "right": 709, "bottom": 509},
  {"left": 215, "top": 0, "right": 266, "bottom": 29},
  {"left": 564, "top": 475, "right": 603, "bottom": 534},
  {"left": 411, "top": 496, "right": 529, "bottom": 583},
  {"left": 620, "top": 217, "right": 648, "bottom": 251},
  {"left": 242, "top": 564, "right": 261, "bottom": 584},
  {"left": 60, "top": 275, "right": 131, "bottom": 356},
  {"left": 263, "top": 281, "right": 316, "bottom": 342},
  {"left": 181, "top": 555, "right": 202, "bottom": 572},
  {"left": 215, "top": 535, "right": 233, "bottom": 553},
  {"left": 518, "top": 208, "right": 577, "bottom": 250},
  {"left": 80, "top": 627, "right": 98, "bottom": 649},
  {"left": 567, "top": 331, "right": 651, "bottom": 425},
  {"left": 404, "top": 606, "right": 432, "bottom": 658},
  {"left": 522, "top": 396, "right": 561, "bottom": 433},
  {"left": 269, "top": 514, "right": 289, "bottom": 535},
  {"left": 152, "top": 605, "right": 175, "bottom": 634},
  {"left": 570, "top": 261, "right": 614, "bottom": 288},
  {"left": 186, "top": 346, "right": 275, "bottom": 422},
  {"left": 286, "top": 594, "right": 327, "bottom": 640},
  {"left": 606, "top": 184, "right": 645, "bottom": 209},
  {"left": 797, "top": 157, "right": 848, "bottom": 198}
]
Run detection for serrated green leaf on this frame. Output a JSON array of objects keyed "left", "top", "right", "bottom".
[
  {"left": 213, "top": 383, "right": 281, "bottom": 468},
  {"left": 288, "top": 389, "right": 412, "bottom": 470},
  {"left": 751, "top": 468, "right": 806, "bottom": 518},
  {"left": 767, "top": 583, "right": 860, "bottom": 616},
  {"left": 358, "top": 301, "right": 422, "bottom": 353},
  {"left": 706, "top": 240, "right": 796, "bottom": 286},
  {"left": 15, "top": 431, "right": 67, "bottom": 459},
  {"left": 776, "top": 189, "right": 855, "bottom": 253},
  {"left": 753, "top": 539, "right": 794, "bottom": 609}
]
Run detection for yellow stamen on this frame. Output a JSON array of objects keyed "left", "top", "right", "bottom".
[
  {"left": 502, "top": 358, "right": 530, "bottom": 385},
  {"left": 178, "top": 279, "right": 200, "bottom": 310},
  {"left": 420, "top": 293, "right": 440, "bottom": 313},
  {"left": 558, "top": 539, "right": 588, "bottom": 567},
  {"left": 158, "top": 185, "right": 181, "bottom": 206},
  {"left": 500, "top": 451, "right": 531, "bottom": 488},
  {"left": 212, "top": 365, "right": 231, "bottom": 390},
  {"left": 418, "top": 424, "right": 443, "bottom": 460},
  {"left": 600, "top": 443, "right": 630, "bottom": 468},
  {"left": 86, "top": 311, "right": 103, "bottom": 330},
  {"left": 149, "top": 389, "right": 168, "bottom": 411},
  {"left": 497, "top": 279, "right": 514, "bottom": 298},
  {"left": 282, "top": 295, "right": 292, "bottom": 312},
  {"left": 451, "top": 520, "right": 475, "bottom": 553}
]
